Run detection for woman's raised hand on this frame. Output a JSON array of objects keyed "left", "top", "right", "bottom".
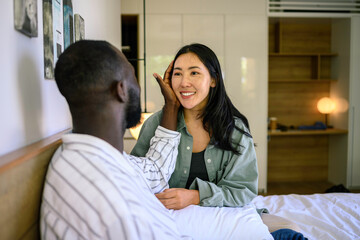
[{"left": 153, "top": 61, "right": 180, "bottom": 108}]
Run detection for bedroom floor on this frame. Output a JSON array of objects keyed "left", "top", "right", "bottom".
[{"left": 263, "top": 181, "right": 360, "bottom": 195}]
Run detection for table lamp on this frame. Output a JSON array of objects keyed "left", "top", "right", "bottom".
[{"left": 317, "top": 97, "right": 335, "bottom": 128}]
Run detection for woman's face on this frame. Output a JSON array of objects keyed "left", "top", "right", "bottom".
[{"left": 171, "top": 52, "right": 215, "bottom": 111}]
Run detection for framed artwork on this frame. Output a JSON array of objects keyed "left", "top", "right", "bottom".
[
  {"left": 53, "top": 0, "right": 63, "bottom": 60},
  {"left": 43, "top": 0, "right": 63, "bottom": 79},
  {"left": 63, "top": 0, "right": 74, "bottom": 49},
  {"left": 74, "top": 14, "right": 85, "bottom": 41},
  {"left": 14, "top": 0, "right": 38, "bottom": 37},
  {"left": 43, "top": 0, "right": 54, "bottom": 79}
]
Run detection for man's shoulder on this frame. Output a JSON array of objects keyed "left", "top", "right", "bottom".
[
  {"left": 49, "top": 134, "right": 138, "bottom": 184},
  {"left": 44, "top": 137, "right": 144, "bottom": 206},
  {"left": 41, "top": 150, "right": 153, "bottom": 239}
]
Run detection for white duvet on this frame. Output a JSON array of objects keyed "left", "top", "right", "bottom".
[
  {"left": 252, "top": 193, "right": 360, "bottom": 240},
  {"left": 172, "top": 203, "right": 273, "bottom": 240},
  {"left": 169, "top": 193, "right": 359, "bottom": 240}
]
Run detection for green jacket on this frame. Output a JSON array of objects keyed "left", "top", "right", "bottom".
[{"left": 131, "top": 110, "right": 259, "bottom": 207}]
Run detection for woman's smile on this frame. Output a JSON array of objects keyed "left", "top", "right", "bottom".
[{"left": 180, "top": 91, "right": 196, "bottom": 98}]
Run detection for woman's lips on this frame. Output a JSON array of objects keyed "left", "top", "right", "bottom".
[{"left": 180, "top": 91, "right": 195, "bottom": 99}]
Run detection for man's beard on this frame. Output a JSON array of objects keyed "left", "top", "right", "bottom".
[{"left": 125, "top": 87, "right": 142, "bottom": 129}]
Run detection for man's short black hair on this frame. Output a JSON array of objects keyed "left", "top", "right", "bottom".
[{"left": 55, "top": 40, "right": 123, "bottom": 105}]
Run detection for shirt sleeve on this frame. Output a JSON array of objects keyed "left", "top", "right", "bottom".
[
  {"left": 127, "top": 125, "right": 180, "bottom": 194},
  {"left": 131, "top": 111, "right": 162, "bottom": 157},
  {"left": 189, "top": 122, "right": 259, "bottom": 207}
]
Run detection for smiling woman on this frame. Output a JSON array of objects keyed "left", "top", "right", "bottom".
[
  {"left": 132, "top": 43, "right": 308, "bottom": 239},
  {"left": 132, "top": 43, "right": 255, "bottom": 210}
]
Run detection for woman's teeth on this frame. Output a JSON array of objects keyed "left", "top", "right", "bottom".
[{"left": 181, "top": 92, "right": 195, "bottom": 96}]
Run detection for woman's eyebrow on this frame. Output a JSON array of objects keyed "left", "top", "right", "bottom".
[
  {"left": 173, "top": 66, "right": 201, "bottom": 71},
  {"left": 188, "top": 66, "right": 201, "bottom": 70}
]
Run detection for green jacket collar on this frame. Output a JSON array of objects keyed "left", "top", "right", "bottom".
[{"left": 177, "top": 109, "right": 187, "bottom": 131}]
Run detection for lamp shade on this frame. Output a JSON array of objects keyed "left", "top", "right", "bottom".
[
  {"left": 129, "top": 112, "right": 153, "bottom": 140},
  {"left": 317, "top": 97, "right": 335, "bottom": 114}
]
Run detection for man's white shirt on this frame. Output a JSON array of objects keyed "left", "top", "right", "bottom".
[
  {"left": 40, "top": 126, "right": 273, "bottom": 240},
  {"left": 40, "top": 126, "right": 188, "bottom": 240}
]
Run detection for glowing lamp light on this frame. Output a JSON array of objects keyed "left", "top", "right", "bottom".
[
  {"left": 129, "top": 112, "right": 153, "bottom": 140},
  {"left": 334, "top": 98, "right": 349, "bottom": 113},
  {"left": 317, "top": 97, "right": 336, "bottom": 114},
  {"left": 317, "top": 97, "right": 336, "bottom": 127}
]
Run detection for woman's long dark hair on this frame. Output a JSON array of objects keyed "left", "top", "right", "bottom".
[{"left": 172, "top": 43, "right": 252, "bottom": 154}]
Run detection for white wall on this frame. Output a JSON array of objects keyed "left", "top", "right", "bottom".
[
  {"left": 0, "top": 0, "right": 121, "bottom": 156},
  {"left": 122, "top": 0, "right": 269, "bottom": 191},
  {"left": 348, "top": 16, "right": 360, "bottom": 188},
  {"left": 328, "top": 17, "right": 360, "bottom": 189},
  {"left": 328, "top": 18, "right": 351, "bottom": 186}
]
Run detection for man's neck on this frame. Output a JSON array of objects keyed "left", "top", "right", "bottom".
[{"left": 71, "top": 106, "right": 125, "bottom": 153}]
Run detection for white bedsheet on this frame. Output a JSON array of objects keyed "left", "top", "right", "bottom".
[
  {"left": 172, "top": 204, "right": 273, "bottom": 240},
  {"left": 252, "top": 193, "right": 360, "bottom": 240}
]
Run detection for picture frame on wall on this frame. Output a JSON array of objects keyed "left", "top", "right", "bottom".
[
  {"left": 53, "top": 0, "right": 63, "bottom": 60},
  {"left": 63, "top": 0, "right": 74, "bottom": 50},
  {"left": 14, "top": 0, "right": 38, "bottom": 37},
  {"left": 43, "top": 0, "right": 63, "bottom": 79},
  {"left": 43, "top": 0, "right": 54, "bottom": 79},
  {"left": 74, "top": 14, "right": 85, "bottom": 41}
]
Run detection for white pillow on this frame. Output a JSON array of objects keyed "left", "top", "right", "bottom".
[{"left": 170, "top": 204, "right": 273, "bottom": 240}]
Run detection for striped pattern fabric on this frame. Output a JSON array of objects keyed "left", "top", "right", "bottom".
[
  {"left": 126, "top": 126, "right": 180, "bottom": 193},
  {"left": 40, "top": 126, "right": 187, "bottom": 240}
]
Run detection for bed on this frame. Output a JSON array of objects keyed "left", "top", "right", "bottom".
[
  {"left": 252, "top": 193, "right": 360, "bottom": 240},
  {"left": 0, "top": 130, "right": 359, "bottom": 239}
]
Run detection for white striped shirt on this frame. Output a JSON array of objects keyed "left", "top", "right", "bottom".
[
  {"left": 40, "top": 126, "right": 189, "bottom": 240},
  {"left": 126, "top": 126, "right": 180, "bottom": 193}
]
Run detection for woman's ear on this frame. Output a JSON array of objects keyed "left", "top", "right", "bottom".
[{"left": 210, "top": 78, "right": 216, "bottom": 88}]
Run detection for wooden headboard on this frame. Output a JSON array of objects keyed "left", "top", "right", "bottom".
[{"left": 0, "top": 129, "right": 69, "bottom": 240}]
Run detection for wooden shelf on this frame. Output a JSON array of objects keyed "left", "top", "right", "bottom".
[
  {"left": 269, "top": 79, "right": 336, "bottom": 83},
  {"left": 267, "top": 18, "right": 348, "bottom": 183},
  {"left": 268, "top": 128, "right": 348, "bottom": 136},
  {"left": 269, "top": 52, "right": 337, "bottom": 57},
  {"left": 264, "top": 181, "right": 335, "bottom": 195}
]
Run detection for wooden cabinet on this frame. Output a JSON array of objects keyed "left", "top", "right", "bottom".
[
  {"left": 268, "top": 18, "right": 339, "bottom": 127},
  {"left": 267, "top": 18, "right": 348, "bottom": 184},
  {"left": 269, "top": 52, "right": 337, "bottom": 83}
]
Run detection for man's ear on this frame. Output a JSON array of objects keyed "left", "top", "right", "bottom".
[{"left": 116, "top": 81, "right": 127, "bottom": 103}]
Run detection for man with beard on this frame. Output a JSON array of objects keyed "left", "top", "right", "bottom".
[{"left": 40, "top": 40, "right": 186, "bottom": 239}]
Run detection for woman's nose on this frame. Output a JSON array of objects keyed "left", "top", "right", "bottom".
[{"left": 180, "top": 75, "right": 191, "bottom": 87}]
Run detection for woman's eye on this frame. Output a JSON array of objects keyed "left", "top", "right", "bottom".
[
  {"left": 173, "top": 72, "right": 181, "bottom": 76},
  {"left": 191, "top": 72, "right": 199, "bottom": 76}
]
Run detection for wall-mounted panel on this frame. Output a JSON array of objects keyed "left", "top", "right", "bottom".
[
  {"left": 225, "top": 15, "right": 268, "bottom": 192},
  {"left": 145, "top": 15, "right": 182, "bottom": 112},
  {"left": 182, "top": 15, "right": 225, "bottom": 71}
]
